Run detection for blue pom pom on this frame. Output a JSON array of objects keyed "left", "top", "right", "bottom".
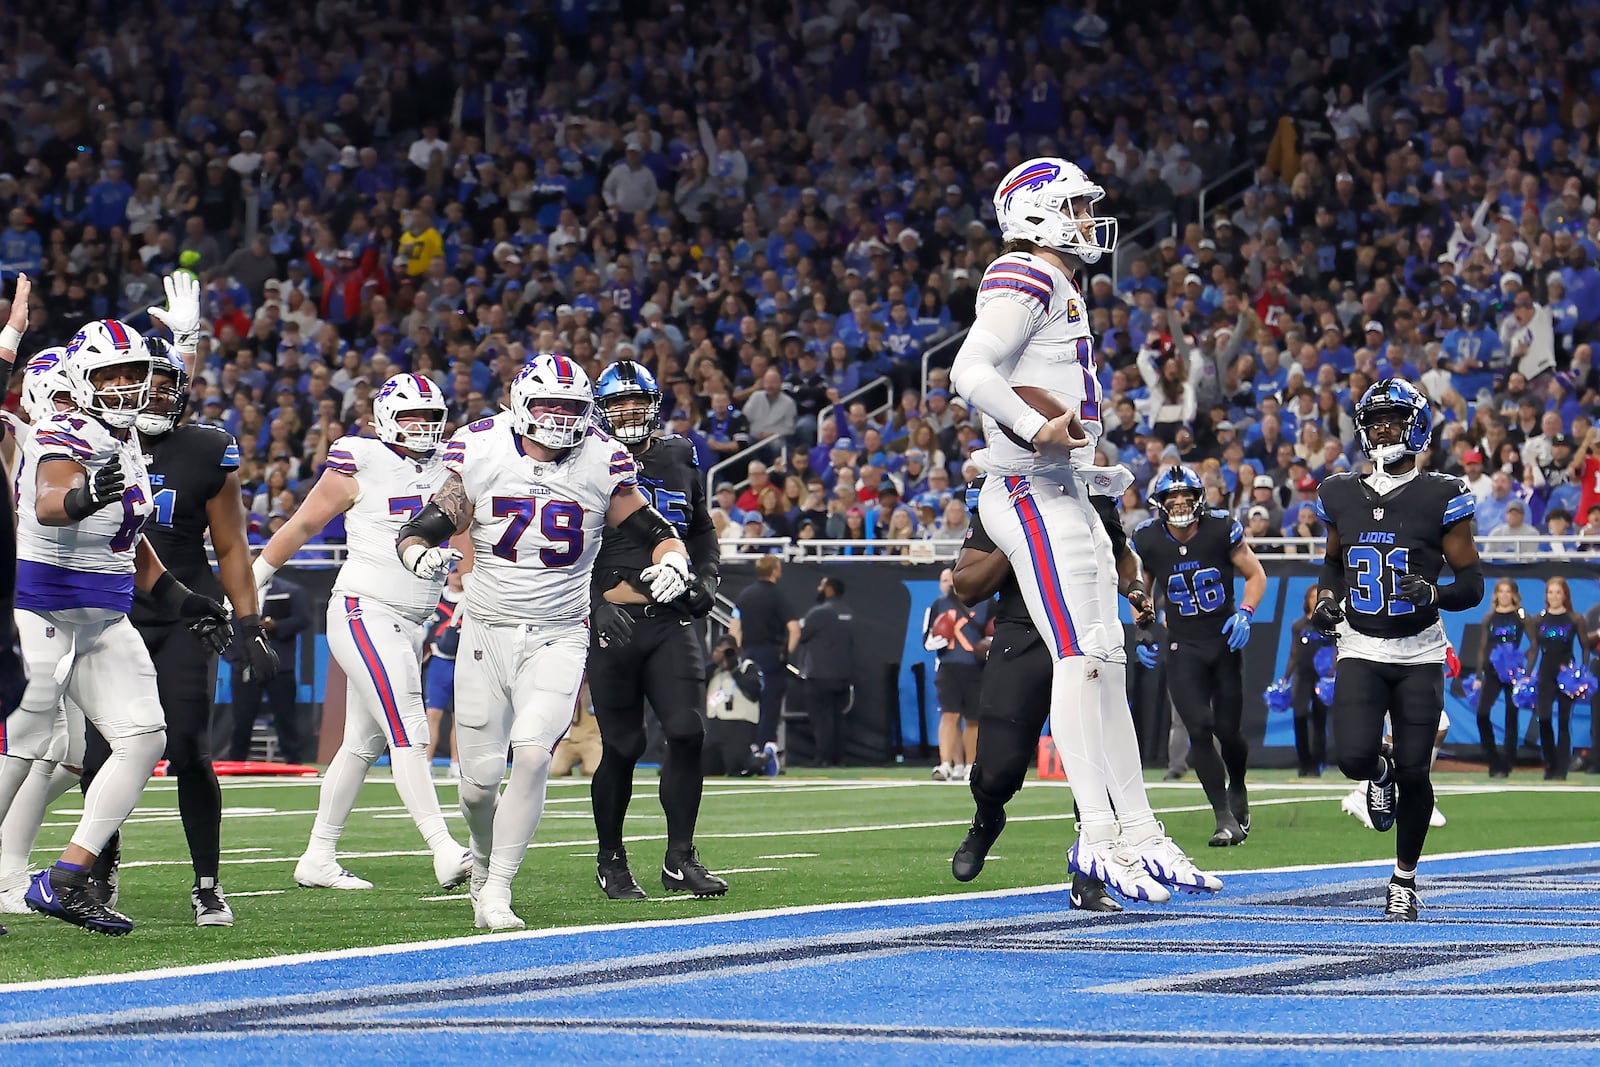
[
  {"left": 1463, "top": 673, "right": 1482, "bottom": 700},
  {"left": 1490, "top": 643, "right": 1525, "bottom": 683},
  {"left": 1558, "top": 663, "right": 1596, "bottom": 700},
  {"left": 1313, "top": 646, "right": 1336, "bottom": 677},
  {"left": 1315, "top": 676, "right": 1337, "bottom": 706},
  {"left": 1513, "top": 677, "right": 1539, "bottom": 711},
  {"left": 1263, "top": 678, "right": 1294, "bottom": 714}
]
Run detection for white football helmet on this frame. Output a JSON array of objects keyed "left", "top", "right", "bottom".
[
  {"left": 373, "top": 372, "right": 449, "bottom": 453},
  {"left": 63, "top": 320, "right": 151, "bottom": 429},
  {"left": 21, "top": 347, "right": 73, "bottom": 423},
  {"left": 994, "top": 157, "right": 1118, "bottom": 263},
  {"left": 509, "top": 353, "right": 594, "bottom": 450}
]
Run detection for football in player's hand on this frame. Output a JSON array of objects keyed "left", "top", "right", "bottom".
[{"left": 999, "top": 386, "right": 1077, "bottom": 451}]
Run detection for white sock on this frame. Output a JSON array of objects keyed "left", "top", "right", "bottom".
[
  {"left": 458, "top": 777, "right": 500, "bottom": 872},
  {"left": 1049, "top": 657, "right": 1117, "bottom": 842},
  {"left": 69, "top": 731, "right": 163, "bottom": 855},
  {"left": 305, "top": 747, "right": 375, "bottom": 857},
  {"left": 388, "top": 745, "right": 457, "bottom": 854},
  {"left": 1095, "top": 659, "right": 1160, "bottom": 843},
  {"left": 485, "top": 746, "right": 552, "bottom": 891},
  {"left": 0, "top": 761, "right": 79, "bottom": 877},
  {"left": 1393, "top": 863, "right": 1416, "bottom": 881}
]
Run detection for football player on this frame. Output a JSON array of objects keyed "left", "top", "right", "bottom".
[
  {"left": 397, "top": 353, "right": 692, "bottom": 931},
  {"left": 0, "top": 350, "right": 87, "bottom": 918},
  {"left": 253, "top": 373, "right": 472, "bottom": 893},
  {"left": 950, "top": 476, "right": 1157, "bottom": 911},
  {"left": 76, "top": 333, "right": 277, "bottom": 926},
  {"left": 10, "top": 320, "right": 230, "bottom": 935},
  {"left": 949, "top": 157, "right": 1218, "bottom": 901},
  {"left": 1311, "top": 379, "right": 1483, "bottom": 920},
  {"left": 1133, "top": 465, "right": 1267, "bottom": 847},
  {"left": 0, "top": 275, "right": 29, "bottom": 725},
  {"left": 587, "top": 360, "right": 724, "bottom": 900}
]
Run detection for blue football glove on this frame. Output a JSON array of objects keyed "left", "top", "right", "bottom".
[
  {"left": 1135, "top": 643, "right": 1160, "bottom": 669},
  {"left": 1222, "top": 608, "right": 1253, "bottom": 651}
]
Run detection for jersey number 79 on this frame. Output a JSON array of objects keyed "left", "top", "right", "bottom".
[{"left": 491, "top": 497, "right": 584, "bottom": 566}]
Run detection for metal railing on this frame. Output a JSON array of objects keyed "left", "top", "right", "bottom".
[
  {"left": 260, "top": 533, "right": 1600, "bottom": 568},
  {"left": 1196, "top": 160, "right": 1255, "bottom": 230},
  {"left": 1110, "top": 211, "right": 1175, "bottom": 283},
  {"left": 703, "top": 433, "right": 787, "bottom": 498},
  {"left": 919, "top": 326, "right": 971, "bottom": 412},
  {"left": 815, "top": 376, "right": 895, "bottom": 445}
]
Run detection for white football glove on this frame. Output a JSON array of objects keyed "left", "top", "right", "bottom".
[
  {"left": 401, "top": 543, "right": 463, "bottom": 581},
  {"left": 641, "top": 550, "right": 690, "bottom": 602},
  {"left": 251, "top": 555, "right": 278, "bottom": 597},
  {"left": 148, "top": 271, "right": 202, "bottom": 349}
]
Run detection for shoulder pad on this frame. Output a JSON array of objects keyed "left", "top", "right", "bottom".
[
  {"left": 979, "top": 254, "right": 1055, "bottom": 310},
  {"left": 1207, "top": 507, "right": 1230, "bottom": 519},
  {"left": 1134, "top": 517, "right": 1159, "bottom": 534},
  {"left": 325, "top": 435, "right": 363, "bottom": 475}
]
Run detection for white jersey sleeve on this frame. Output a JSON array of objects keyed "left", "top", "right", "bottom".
[
  {"left": 328, "top": 435, "right": 454, "bottom": 623},
  {"left": 16, "top": 410, "right": 154, "bottom": 615},
  {"left": 450, "top": 415, "right": 639, "bottom": 626}
]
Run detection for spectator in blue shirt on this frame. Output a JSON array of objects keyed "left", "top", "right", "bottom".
[
  {"left": 85, "top": 160, "right": 133, "bottom": 232},
  {"left": 0, "top": 208, "right": 42, "bottom": 280}
]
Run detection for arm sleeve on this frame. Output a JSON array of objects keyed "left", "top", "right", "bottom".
[{"left": 949, "top": 297, "right": 1049, "bottom": 445}]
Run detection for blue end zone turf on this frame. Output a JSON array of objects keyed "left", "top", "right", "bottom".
[{"left": 6, "top": 844, "right": 1600, "bottom": 1065}]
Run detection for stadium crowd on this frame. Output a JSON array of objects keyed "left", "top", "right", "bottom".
[{"left": 0, "top": 0, "right": 1599, "bottom": 556}]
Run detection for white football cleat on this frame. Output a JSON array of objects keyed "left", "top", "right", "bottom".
[
  {"left": 1135, "top": 831, "right": 1224, "bottom": 893},
  {"left": 472, "top": 884, "right": 525, "bottom": 931},
  {"left": 1341, "top": 787, "right": 1374, "bottom": 829},
  {"left": 1067, "top": 836, "right": 1171, "bottom": 904},
  {"left": 294, "top": 854, "right": 374, "bottom": 890},
  {"left": 0, "top": 870, "right": 30, "bottom": 914},
  {"left": 1429, "top": 805, "right": 1446, "bottom": 828},
  {"left": 434, "top": 848, "right": 473, "bottom": 890}
]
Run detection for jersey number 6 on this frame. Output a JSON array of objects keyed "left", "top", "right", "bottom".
[{"left": 490, "top": 497, "right": 584, "bottom": 565}]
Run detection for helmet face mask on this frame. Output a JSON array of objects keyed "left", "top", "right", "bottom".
[
  {"left": 1149, "top": 465, "right": 1205, "bottom": 528},
  {"left": 1160, "top": 488, "right": 1201, "bottom": 527},
  {"left": 65, "top": 321, "right": 151, "bottom": 430},
  {"left": 1355, "top": 379, "right": 1431, "bottom": 467},
  {"left": 995, "top": 158, "right": 1119, "bottom": 264},
  {"left": 135, "top": 339, "right": 190, "bottom": 437},
  {"left": 373, "top": 373, "right": 448, "bottom": 453},
  {"left": 510, "top": 353, "right": 593, "bottom": 450},
  {"left": 595, "top": 360, "right": 662, "bottom": 444}
]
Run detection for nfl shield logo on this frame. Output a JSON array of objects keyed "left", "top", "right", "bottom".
[
  {"left": 474, "top": 650, "right": 483, "bottom": 661},
  {"left": 1373, "top": 508, "right": 1385, "bottom": 520}
]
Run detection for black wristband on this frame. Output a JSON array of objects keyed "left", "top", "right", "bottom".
[
  {"left": 62, "top": 485, "right": 95, "bottom": 522},
  {"left": 396, "top": 502, "right": 459, "bottom": 554},
  {"left": 150, "top": 572, "right": 195, "bottom": 615}
]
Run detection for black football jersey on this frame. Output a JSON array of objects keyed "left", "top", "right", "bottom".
[
  {"left": 592, "top": 433, "right": 716, "bottom": 594},
  {"left": 131, "top": 424, "right": 241, "bottom": 625},
  {"left": 1314, "top": 470, "right": 1475, "bottom": 640},
  {"left": 1132, "top": 509, "right": 1242, "bottom": 644},
  {"left": 963, "top": 487, "right": 1030, "bottom": 630}
]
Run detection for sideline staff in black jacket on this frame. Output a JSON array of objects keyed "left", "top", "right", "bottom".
[{"left": 796, "top": 576, "right": 853, "bottom": 767}]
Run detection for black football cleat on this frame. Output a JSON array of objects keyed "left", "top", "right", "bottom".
[
  {"left": 1384, "top": 877, "right": 1420, "bottom": 921},
  {"left": 1208, "top": 817, "right": 1248, "bottom": 847},
  {"left": 661, "top": 847, "right": 728, "bottom": 897},
  {"left": 1367, "top": 744, "right": 1398, "bottom": 833},
  {"left": 26, "top": 866, "right": 133, "bottom": 936},
  {"left": 1228, "top": 784, "right": 1251, "bottom": 837},
  {"left": 596, "top": 847, "right": 647, "bottom": 900},
  {"left": 88, "top": 834, "right": 120, "bottom": 907},
  {"left": 951, "top": 808, "right": 1007, "bottom": 883},
  {"left": 1069, "top": 872, "right": 1123, "bottom": 912},
  {"left": 192, "top": 878, "right": 235, "bottom": 927}
]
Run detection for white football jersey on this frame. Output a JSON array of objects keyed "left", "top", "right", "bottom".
[
  {"left": 444, "top": 412, "right": 639, "bottom": 627},
  {"left": 327, "top": 435, "right": 454, "bottom": 623},
  {"left": 973, "top": 251, "right": 1103, "bottom": 473},
  {"left": 16, "top": 409, "right": 154, "bottom": 614}
]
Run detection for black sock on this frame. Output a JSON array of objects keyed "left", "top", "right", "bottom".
[
  {"left": 661, "top": 736, "right": 705, "bottom": 853},
  {"left": 590, "top": 744, "right": 637, "bottom": 855},
  {"left": 89, "top": 833, "right": 120, "bottom": 882},
  {"left": 1393, "top": 774, "right": 1434, "bottom": 871},
  {"left": 176, "top": 762, "right": 223, "bottom": 882}
]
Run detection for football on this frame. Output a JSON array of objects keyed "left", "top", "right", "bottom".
[{"left": 997, "top": 385, "right": 1077, "bottom": 450}]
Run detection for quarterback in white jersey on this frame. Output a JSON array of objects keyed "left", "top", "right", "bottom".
[
  {"left": 950, "top": 158, "right": 1218, "bottom": 902},
  {"left": 253, "top": 373, "right": 471, "bottom": 893},
  {"left": 397, "top": 352, "right": 692, "bottom": 931},
  {"left": 8, "top": 319, "right": 231, "bottom": 936}
]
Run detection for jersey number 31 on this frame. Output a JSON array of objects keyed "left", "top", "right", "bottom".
[{"left": 1346, "top": 545, "right": 1415, "bottom": 618}]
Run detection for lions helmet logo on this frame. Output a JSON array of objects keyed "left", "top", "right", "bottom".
[{"left": 998, "top": 161, "right": 1062, "bottom": 211}]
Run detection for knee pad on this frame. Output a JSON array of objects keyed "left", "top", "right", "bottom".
[
  {"left": 970, "top": 759, "right": 1025, "bottom": 808},
  {"left": 457, "top": 777, "right": 499, "bottom": 812},
  {"left": 115, "top": 729, "right": 169, "bottom": 774},
  {"left": 666, "top": 726, "right": 706, "bottom": 751},
  {"left": 343, "top": 727, "right": 388, "bottom": 765},
  {"left": 602, "top": 729, "right": 647, "bottom": 765},
  {"left": 1337, "top": 755, "right": 1379, "bottom": 781},
  {"left": 460, "top": 752, "right": 508, "bottom": 796}
]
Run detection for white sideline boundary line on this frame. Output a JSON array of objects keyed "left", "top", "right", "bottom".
[{"left": 6, "top": 839, "right": 1598, "bottom": 995}]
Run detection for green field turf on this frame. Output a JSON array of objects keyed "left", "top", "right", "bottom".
[{"left": 4, "top": 767, "right": 1599, "bottom": 983}]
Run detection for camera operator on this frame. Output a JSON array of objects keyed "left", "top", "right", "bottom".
[{"left": 704, "top": 635, "right": 766, "bottom": 776}]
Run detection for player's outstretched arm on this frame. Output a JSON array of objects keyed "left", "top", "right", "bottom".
[
  {"left": 136, "top": 536, "right": 233, "bottom": 652},
  {"left": 396, "top": 471, "right": 471, "bottom": 580},
  {"left": 210, "top": 472, "right": 259, "bottom": 619},
  {"left": 0, "top": 272, "right": 29, "bottom": 372},
  {"left": 255, "top": 467, "right": 360, "bottom": 583},
  {"left": 607, "top": 487, "right": 691, "bottom": 602}
]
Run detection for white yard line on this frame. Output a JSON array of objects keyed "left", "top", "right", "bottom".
[{"left": 7, "top": 839, "right": 1598, "bottom": 994}]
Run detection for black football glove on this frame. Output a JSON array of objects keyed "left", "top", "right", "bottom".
[
  {"left": 1309, "top": 595, "right": 1345, "bottom": 636},
  {"left": 1396, "top": 573, "right": 1438, "bottom": 607},
  {"left": 682, "top": 574, "right": 718, "bottom": 618},
  {"left": 234, "top": 615, "right": 279, "bottom": 683},
  {"left": 63, "top": 462, "right": 126, "bottom": 521},
  {"left": 153, "top": 574, "right": 234, "bottom": 654},
  {"left": 1126, "top": 586, "right": 1155, "bottom": 628},
  {"left": 591, "top": 599, "right": 635, "bottom": 649}
]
